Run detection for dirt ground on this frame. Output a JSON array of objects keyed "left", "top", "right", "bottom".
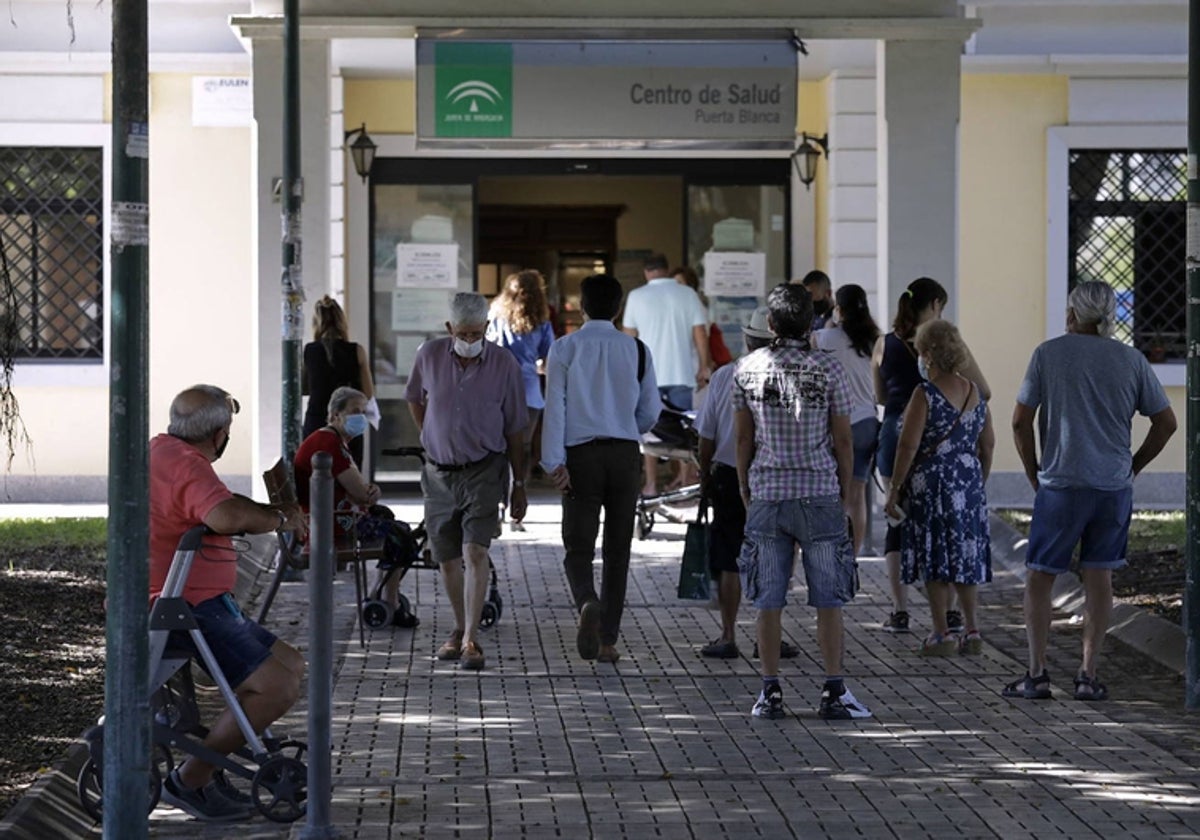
[{"left": 0, "top": 520, "right": 1188, "bottom": 821}]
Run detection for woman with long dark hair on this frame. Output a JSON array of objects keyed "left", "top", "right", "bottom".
[
  {"left": 303, "top": 296, "right": 374, "bottom": 468},
  {"left": 816, "top": 284, "right": 880, "bottom": 554},
  {"left": 872, "top": 278, "right": 989, "bottom": 634},
  {"left": 487, "top": 270, "right": 556, "bottom": 531}
]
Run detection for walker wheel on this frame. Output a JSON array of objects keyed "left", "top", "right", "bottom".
[
  {"left": 251, "top": 755, "right": 307, "bottom": 823},
  {"left": 361, "top": 599, "right": 393, "bottom": 629},
  {"left": 480, "top": 601, "right": 499, "bottom": 629},
  {"left": 397, "top": 593, "right": 412, "bottom": 617},
  {"left": 636, "top": 511, "right": 654, "bottom": 540},
  {"left": 76, "top": 747, "right": 165, "bottom": 822}
]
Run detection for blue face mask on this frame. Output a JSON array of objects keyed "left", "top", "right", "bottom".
[
  {"left": 343, "top": 413, "right": 369, "bottom": 438},
  {"left": 917, "top": 357, "right": 930, "bottom": 381}
]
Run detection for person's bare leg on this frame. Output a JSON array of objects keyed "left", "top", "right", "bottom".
[
  {"left": 718, "top": 571, "right": 741, "bottom": 643},
  {"left": 1080, "top": 567, "right": 1113, "bottom": 678},
  {"left": 642, "top": 454, "right": 659, "bottom": 497},
  {"left": 1024, "top": 570, "right": 1056, "bottom": 675},
  {"left": 815, "top": 607, "right": 844, "bottom": 676},
  {"left": 460, "top": 543, "right": 490, "bottom": 649},
  {"left": 757, "top": 608, "right": 782, "bottom": 678},
  {"left": 954, "top": 583, "right": 979, "bottom": 631},
  {"left": 176, "top": 646, "right": 304, "bottom": 788},
  {"left": 848, "top": 479, "right": 867, "bottom": 555},
  {"left": 925, "top": 582, "right": 951, "bottom": 637},
  {"left": 440, "top": 557, "right": 466, "bottom": 637}
]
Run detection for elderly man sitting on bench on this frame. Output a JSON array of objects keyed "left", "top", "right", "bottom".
[{"left": 150, "top": 384, "right": 307, "bottom": 822}]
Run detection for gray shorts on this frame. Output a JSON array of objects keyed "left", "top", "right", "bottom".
[{"left": 420, "top": 452, "right": 506, "bottom": 564}]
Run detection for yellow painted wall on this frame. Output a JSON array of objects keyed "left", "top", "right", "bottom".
[
  {"left": 345, "top": 79, "right": 414, "bottom": 134},
  {"left": 959, "top": 73, "right": 1183, "bottom": 476},
  {"left": 798, "top": 78, "right": 829, "bottom": 272}
]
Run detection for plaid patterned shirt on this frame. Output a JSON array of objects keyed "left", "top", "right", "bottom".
[{"left": 731, "top": 338, "right": 851, "bottom": 501}]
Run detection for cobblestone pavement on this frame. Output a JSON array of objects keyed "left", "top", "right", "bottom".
[{"left": 142, "top": 493, "right": 1200, "bottom": 839}]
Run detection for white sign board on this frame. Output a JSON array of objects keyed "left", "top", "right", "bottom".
[
  {"left": 703, "top": 251, "right": 767, "bottom": 297},
  {"left": 192, "top": 77, "right": 252, "bottom": 128},
  {"left": 396, "top": 243, "right": 459, "bottom": 289},
  {"left": 391, "top": 288, "right": 453, "bottom": 331}
]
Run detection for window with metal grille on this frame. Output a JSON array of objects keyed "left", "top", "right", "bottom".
[
  {"left": 0, "top": 147, "right": 104, "bottom": 360},
  {"left": 1068, "top": 149, "right": 1185, "bottom": 363}
]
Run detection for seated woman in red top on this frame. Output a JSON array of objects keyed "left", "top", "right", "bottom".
[{"left": 294, "top": 386, "right": 414, "bottom": 628}]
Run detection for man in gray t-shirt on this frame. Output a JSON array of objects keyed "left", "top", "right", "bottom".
[{"left": 1003, "top": 281, "right": 1176, "bottom": 703}]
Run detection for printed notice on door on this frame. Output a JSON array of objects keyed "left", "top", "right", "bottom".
[
  {"left": 396, "top": 243, "right": 459, "bottom": 289},
  {"left": 703, "top": 251, "right": 766, "bottom": 296}
]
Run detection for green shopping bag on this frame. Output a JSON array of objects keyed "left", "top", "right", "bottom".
[{"left": 677, "top": 500, "right": 712, "bottom": 600}]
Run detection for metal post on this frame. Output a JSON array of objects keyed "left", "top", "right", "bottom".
[
  {"left": 1185, "top": 0, "right": 1200, "bottom": 710},
  {"left": 104, "top": 0, "right": 150, "bottom": 835},
  {"left": 281, "top": 0, "right": 304, "bottom": 464},
  {"left": 302, "top": 452, "right": 338, "bottom": 838}
]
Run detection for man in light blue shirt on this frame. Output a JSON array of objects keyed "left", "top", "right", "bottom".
[{"left": 542, "top": 274, "right": 661, "bottom": 663}]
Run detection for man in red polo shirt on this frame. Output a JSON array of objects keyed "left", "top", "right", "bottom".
[{"left": 149, "top": 384, "right": 307, "bottom": 822}]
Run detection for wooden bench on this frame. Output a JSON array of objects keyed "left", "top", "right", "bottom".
[{"left": 257, "top": 458, "right": 385, "bottom": 648}]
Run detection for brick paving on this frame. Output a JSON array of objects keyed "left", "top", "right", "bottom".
[{"left": 141, "top": 492, "right": 1200, "bottom": 839}]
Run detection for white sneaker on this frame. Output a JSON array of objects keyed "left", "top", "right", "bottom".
[{"left": 818, "top": 686, "right": 873, "bottom": 720}]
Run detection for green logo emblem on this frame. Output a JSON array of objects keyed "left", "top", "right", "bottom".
[{"left": 434, "top": 43, "right": 513, "bottom": 138}]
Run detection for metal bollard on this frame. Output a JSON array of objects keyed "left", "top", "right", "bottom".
[{"left": 301, "top": 452, "right": 339, "bottom": 839}]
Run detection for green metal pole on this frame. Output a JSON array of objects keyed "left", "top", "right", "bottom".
[
  {"left": 1186, "top": 0, "right": 1200, "bottom": 710},
  {"left": 105, "top": 0, "right": 150, "bottom": 834},
  {"left": 282, "top": 0, "right": 304, "bottom": 463}
]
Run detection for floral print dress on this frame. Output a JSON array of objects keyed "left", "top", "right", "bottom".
[{"left": 900, "top": 381, "right": 992, "bottom": 585}]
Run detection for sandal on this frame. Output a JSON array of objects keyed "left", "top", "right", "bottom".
[
  {"left": 1002, "top": 669, "right": 1052, "bottom": 700},
  {"left": 958, "top": 630, "right": 983, "bottom": 655},
  {"left": 435, "top": 629, "right": 464, "bottom": 661},
  {"left": 918, "top": 633, "right": 958, "bottom": 657},
  {"left": 1073, "top": 673, "right": 1109, "bottom": 701}
]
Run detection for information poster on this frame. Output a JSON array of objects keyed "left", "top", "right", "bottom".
[
  {"left": 703, "top": 251, "right": 766, "bottom": 296},
  {"left": 396, "top": 243, "right": 459, "bottom": 289},
  {"left": 391, "top": 288, "right": 453, "bottom": 331}
]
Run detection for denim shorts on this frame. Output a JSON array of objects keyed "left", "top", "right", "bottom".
[
  {"left": 876, "top": 413, "right": 900, "bottom": 479},
  {"left": 851, "top": 417, "right": 880, "bottom": 482},
  {"left": 1026, "top": 486, "right": 1132, "bottom": 574},
  {"left": 739, "top": 495, "right": 858, "bottom": 609},
  {"left": 170, "top": 593, "right": 278, "bottom": 689}
]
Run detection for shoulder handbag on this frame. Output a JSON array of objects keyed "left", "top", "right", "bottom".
[
  {"left": 896, "top": 384, "right": 973, "bottom": 516},
  {"left": 677, "top": 498, "right": 712, "bottom": 600}
]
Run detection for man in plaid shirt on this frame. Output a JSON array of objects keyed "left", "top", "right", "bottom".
[{"left": 732, "top": 283, "right": 872, "bottom": 721}]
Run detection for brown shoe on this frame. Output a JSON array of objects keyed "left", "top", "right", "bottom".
[
  {"left": 461, "top": 641, "right": 485, "bottom": 671},
  {"left": 596, "top": 645, "right": 621, "bottom": 664},
  {"left": 435, "top": 629, "right": 464, "bottom": 661},
  {"left": 577, "top": 599, "right": 602, "bottom": 660}
]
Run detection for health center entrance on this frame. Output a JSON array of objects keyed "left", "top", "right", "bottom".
[{"left": 366, "top": 156, "right": 792, "bottom": 485}]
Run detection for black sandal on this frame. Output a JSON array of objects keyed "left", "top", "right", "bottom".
[
  {"left": 1001, "top": 669, "right": 1052, "bottom": 700},
  {"left": 1073, "top": 673, "right": 1108, "bottom": 701}
]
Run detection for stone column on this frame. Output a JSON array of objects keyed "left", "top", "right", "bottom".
[{"left": 876, "top": 39, "right": 962, "bottom": 322}]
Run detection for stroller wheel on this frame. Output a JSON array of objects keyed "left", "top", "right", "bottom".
[
  {"left": 361, "top": 599, "right": 393, "bottom": 629},
  {"left": 480, "top": 601, "right": 500, "bottom": 629},
  {"left": 252, "top": 755, "right": 307, "bottom": 823}
]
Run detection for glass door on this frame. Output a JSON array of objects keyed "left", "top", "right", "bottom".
[{"left": 371, "top": 180, "right": 475, "bottom": 483}]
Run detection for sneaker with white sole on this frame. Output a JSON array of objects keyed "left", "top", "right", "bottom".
[
  {"left": 881, "top": 611, "right": 910, "bottom": 633},
  {"left": 751, "top": 682, "right": 786, "bottom": 719},
  {"left": 818, "top": 686, "right": 873, "bottom": 720}
]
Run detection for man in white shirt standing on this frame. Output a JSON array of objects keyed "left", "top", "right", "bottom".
[
  {"left": 542, "top": 274, "right": 662, "bottom": 664},
  {"left": 622, "top": 253, "right": 711, "bottom": 496}
]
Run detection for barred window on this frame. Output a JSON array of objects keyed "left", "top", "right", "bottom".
[
  {"left": 1068, "top": 149, "right": 1185, "bottom": 363},
  {"left": 0, "top": 147, "right": 104, "bottom": 360}
]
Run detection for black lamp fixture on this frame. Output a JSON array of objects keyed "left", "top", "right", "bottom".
[
  {"left": 344, "top": 123, "right": 377, "bottom": 182},
  {"left": 792, "top": 131, "right": 829, "bottom": 191}
]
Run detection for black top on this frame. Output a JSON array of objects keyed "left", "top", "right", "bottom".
[
  {"left": 303, "top": 339, "right": 362, "bottom": 436},
  {"left": 879, "top": 332, "right": 921, "bottom": 417}
]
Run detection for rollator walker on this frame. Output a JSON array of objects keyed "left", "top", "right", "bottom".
[{"left": 636, "top": 400, "right": 703, "bottom": 539}]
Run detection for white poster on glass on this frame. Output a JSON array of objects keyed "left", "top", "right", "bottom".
[
  {"left": 703, "top": 251, "right": 767, "bottom": 297},
  {"left": 391, "top": 288, "right": 453, "bottom": 331},
  {"left": 396, "top": 243, "right": 459, "bottom": 289}
]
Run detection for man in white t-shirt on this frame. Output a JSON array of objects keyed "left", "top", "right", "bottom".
[{"left": 622, "top": 253, "right": 710, "bottom": 495}]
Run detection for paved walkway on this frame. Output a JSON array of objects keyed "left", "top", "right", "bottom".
[{"left": 132, "top": 493, "right": 1200, "bottom": 839}]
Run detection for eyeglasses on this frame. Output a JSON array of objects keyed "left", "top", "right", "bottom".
[{"left": 226, "top": 395, "right": 241, "bottom": 415}]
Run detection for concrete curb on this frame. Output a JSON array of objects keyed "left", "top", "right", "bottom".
[{"left": 988, "top": 513, "right": 1185, "bottom": 676}]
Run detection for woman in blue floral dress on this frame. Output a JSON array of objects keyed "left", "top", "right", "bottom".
[{"left": 884, "top": 320, "right": 995, "bottom": 656}]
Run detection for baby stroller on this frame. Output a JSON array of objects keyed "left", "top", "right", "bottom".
[
  {"left": 380, "top": 446, "right": 505, "bottom": 629},
  {"left": 635, "top": 401, "right": 703, "bottom": 539},
  {"left": 78, "top": 526, "right": 307, "bottom": 824}
]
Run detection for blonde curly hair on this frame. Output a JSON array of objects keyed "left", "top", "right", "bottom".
[{"left": 914, "top": 319, "right": 969, "bottom": 374}]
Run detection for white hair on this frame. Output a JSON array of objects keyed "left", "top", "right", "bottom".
[
  {"left": 327, "top": 386, "right": 365, "bottom": 421},
  {"left": 167, "top": 384, "right": 235, "bottom": 442},
  {"left": 449, "top": 292, "right": 489, "bottom": 326},
  {"left": 1069, "top": 281, "right": 1117, "bottom": 338}
]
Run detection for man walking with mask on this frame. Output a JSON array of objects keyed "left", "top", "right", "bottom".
[{"left": 406, "top": 292, "right": 528, "bottom": 671}]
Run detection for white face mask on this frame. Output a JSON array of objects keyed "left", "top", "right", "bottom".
[
  {"left": 917, "top": 356, "right": 931, "bottom": 381},
  {"left": 453, "top": 337, "right": 484, "bottom": 359}
]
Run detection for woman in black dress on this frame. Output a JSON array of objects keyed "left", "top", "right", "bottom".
[{"left": 303, "top": 296, "right": 375, "bottom": 467}]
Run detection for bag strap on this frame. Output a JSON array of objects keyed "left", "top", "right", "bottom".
[
  {"left": 910, "top": 382, "right": 973, "bottom": 470},
  {"left": 635, "top": 337, "right": 647, "bottom": 384}
]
